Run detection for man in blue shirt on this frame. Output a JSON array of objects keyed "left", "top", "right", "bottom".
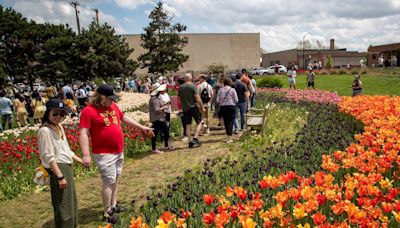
[{"left": 0, "top": 90, "right": 14, "bottom": 131}]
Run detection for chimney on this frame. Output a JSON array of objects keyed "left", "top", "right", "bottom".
[{"left": 330, "top": 39, "right": 335, "bottom": 50}]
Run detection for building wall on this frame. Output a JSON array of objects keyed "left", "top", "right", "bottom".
[
  {"left": 123, "top": 33, "right": 260, "bottom": 74},
  {"left": 262, "top": 49, "right": 365, "bottom": 69},
  {"left": 367, "top": 43, "right": 400, "bottom": 66},
  {"left": 261, "top": 49, "right": 297, "bottom": 67}
]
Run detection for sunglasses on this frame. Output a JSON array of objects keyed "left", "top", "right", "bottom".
[{"left": 52, "top": 112, "right": 66, "bottom": 118}]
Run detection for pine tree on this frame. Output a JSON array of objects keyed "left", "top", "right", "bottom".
[
  {"left": 78, "top": 22, "right": 137, "bottom": 81},
  {"left": 138, "top": 2, "right": 189, "bottom": 75}
]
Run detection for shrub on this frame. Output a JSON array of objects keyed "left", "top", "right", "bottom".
[
  {"left": 318, "top": 70, "right": 328, "bottom": 75},
  {"left": 351, "top": 69, "right": 358, "bottom": 74},
  {"left": 257, "top": 77, "right": 283, "bottom": 88},
  {"left": 361, "top": 69, "right": 367, "bottom": 74},
  {"left": 330, "top": 69, "right": 337, "bottom": 74},
  {"left": 339, "top": 69, "right": 347, "bottom": 74},
  {"left": 206, "top": 63, "right": 227, "bottom": 74}
]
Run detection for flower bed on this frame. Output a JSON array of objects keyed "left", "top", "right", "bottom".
[
  {"left": 257, "top": 88, "right": 341, "bottom": 104},
  {"left": 121, "top": 92, "right": 370, "bottom": 227},
  {"left": 0, "top": 93, "right": 151, "bottom": 201}
]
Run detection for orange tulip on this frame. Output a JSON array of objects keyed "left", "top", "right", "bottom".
[
  {"left": 202, "top": 211, "right": 215, "bottom": 225},
  {"left": 312, "top": 212, "right": 326, "bottom": 225},
  {"left": 203, "top": 193, "right": 214, "bottom": 206}
]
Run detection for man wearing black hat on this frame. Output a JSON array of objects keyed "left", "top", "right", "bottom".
[{"left": 79, "top": 84, "right": 154, "bottom": 223}]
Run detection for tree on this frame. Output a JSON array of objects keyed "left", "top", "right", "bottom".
[
  {"left": 138, "top": 2, "right": 189, "bottom": 75},
  {"left": 207, "top": 63, "right": 227, "bottom": 74},
  {"left": 297, "top": 40, "right": 312, "bottom": 50},
  {"left": 78, "top": 22, "right": 137, "bottom": 81},
  {"left": 326, "top": 55, "right": 334, "bottom": 68}
]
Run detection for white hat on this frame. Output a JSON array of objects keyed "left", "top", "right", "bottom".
[{"left": 150, "top": 83, "right": 167, "bottom": 96}]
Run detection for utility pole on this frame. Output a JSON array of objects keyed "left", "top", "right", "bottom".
[
  {"left": 70, "top": 1, "right": 81, "bottom": 35},
  {"left": 93, "top": 8, "right": 99, "bottom": 26}
]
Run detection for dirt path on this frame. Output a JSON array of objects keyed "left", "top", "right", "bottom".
[{"left": 0, "top": 124, "right": 241, "bottom": 227}]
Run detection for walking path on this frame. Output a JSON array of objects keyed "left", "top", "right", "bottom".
[{"left": 0, "top": 123, "right": 241, "bottom": 227}]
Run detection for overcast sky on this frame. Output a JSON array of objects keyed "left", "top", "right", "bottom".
[{"left": 1, "top": 0, "right": 400, "bottom": 52}]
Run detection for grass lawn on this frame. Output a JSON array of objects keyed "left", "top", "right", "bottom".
[{"left": 255, "top": 73, "right": 400, "bottom": 96}]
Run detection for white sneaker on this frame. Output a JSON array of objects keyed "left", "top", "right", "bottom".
[
  {"left": 226, "top": 139, "right": 233, "bottom": 144},
  {"left": 181, "top": 136, "right": 188, "bottom": 142},
  {"left": 206, "top": 128, "right": 210, "bottom": 134}
]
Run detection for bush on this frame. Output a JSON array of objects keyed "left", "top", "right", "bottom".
[
  {"left": 206, "top": 63, "right": 227, "bottom": 74},
  {"left": 351, "top": 69, "right": 358, "bottom": 74},
  {"left": 319, "top": 70, "right": 328, "bottom": 75},
  {"left": 361, "top": 69, "right": 367, "bottom": 74},
  {"left": 330, "top": 69, "right": 337, "bottom": 75},
  {"left": 257, "top": 77, "right": 283, "bottom": 88},
  {"left": 339, "top": 69, "right": 347, "bottom": 74}
]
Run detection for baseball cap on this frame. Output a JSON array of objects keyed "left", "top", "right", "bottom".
[
  {"left": 96, "top": 84, "right": 119, "bottom": 100},
  {"left": 46, "top": 99, "right": 68, "bottom": 112}
]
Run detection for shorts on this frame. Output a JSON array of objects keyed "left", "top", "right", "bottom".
[
  {"left": 182, "top": 107, "right": 202, "bottom": 126},
  {"left": 1, "top": 114, "right": 13, "bottom": 123},
  {"left": 288, "top": 78, "right": 296, "bottom": 84},
  {"left": 93, "top": 153, "right": 124, "bottom": 184}
]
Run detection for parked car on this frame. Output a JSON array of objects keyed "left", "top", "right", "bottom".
[
  {"left": 250, "top": 67, "right": 265, "bottom": 75},
  {"left": 258, "top": 65, "right": 288, "bottom": 75}
]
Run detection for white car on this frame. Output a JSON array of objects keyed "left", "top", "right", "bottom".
[
  {"left": 250, "top": 67, "right": 264, "bottom": 75},
  {"left": 258, "top": 65, "right": 288, "bottom": 75}
]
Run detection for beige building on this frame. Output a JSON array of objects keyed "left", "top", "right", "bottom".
[{"left": 122, "top": 33, "right": 260, "bottom": 74}]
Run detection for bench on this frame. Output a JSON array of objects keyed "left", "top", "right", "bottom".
[{"left": 245, "top": 104, "right": 270, "bottom": 134}]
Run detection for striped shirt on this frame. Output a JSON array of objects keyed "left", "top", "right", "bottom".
[{"left": 216, "top": 86, "right": 238, "bottom": 106}]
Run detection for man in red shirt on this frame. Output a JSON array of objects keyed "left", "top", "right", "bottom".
[{"left": 79, "top": 84, "right": 153, "bottom": 223}]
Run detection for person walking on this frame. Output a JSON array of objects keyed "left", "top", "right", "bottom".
[
  {"left": 248, "top": 74, "right": 257, "bottom": 107},
  {"left": 79, "top": 84, "right": 153, "bottom": 223},
  {"left": 178, "top": 73, "right": 205, "bottom": 148},
  {"left": 149, "top": 83, "right": 173, "bottom": 154},
  {"left": 306, "top": 68, "right": 315, "bottom": 89},
  {"left": 37, "top": 99, "right": 83, "bottom": 228},
  {"left": 13, "top": 93, "right": 29, "bottom": 128},
  {"left": 0, "top": 90, "right": 13, "bottom": 131},
  {"left": 352, "top": 74, "right": 363, "bottom": 96},
  {"left": 75, "top": 85, "right": 88, "bottom": 111},
  {"left": 232, "top": 74, "right": 249, "bottom": 134},
  {"left": 287, "top": 66, "right": 297, "bottom": 89},
  {"left": 197, "top": 74, "right": 213, "bottom": 134},
  {"left": 212, "top": 76, "right": 225, "bottom": 128},
  {"left": 31, "top": 91, "right": 46, "bottom": 124},
  {"left": 216, "top": 77, "right": 238, "bottom": 143}
]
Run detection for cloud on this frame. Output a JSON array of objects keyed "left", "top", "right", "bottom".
[
  {"left": 11, "top": 0, "right": 127, "bottom": 34},
  {"left": 163, "top": 0, "right": 400, "bottom": 52},
  {"left": 114, "top": 0, "right": 152, "bottom": 9}
]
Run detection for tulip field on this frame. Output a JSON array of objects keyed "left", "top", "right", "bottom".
[
  {"left": 0, "top": 92, "right": 151, "bottom": 201},
  {"left": 121, "top": 90, "right": 400, "bottom": 227}
]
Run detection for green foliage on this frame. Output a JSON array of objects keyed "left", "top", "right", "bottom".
[
  {"left": 319, "top": 70, "right": 328, "bottom": 75},
  {"left": 361, "top": 69, "right": 368, "bottom": 74},
  {"left": 138, "top": 2, "right": 189, "bottom": 75},
  {"left": 351, "top": 69, "right": 358, "bottom": 74},
  {"left": 206, "top": 63, "right": 227, "bottom": 74},
  {"left": 257, "top": 77, "right": 283, "bottom": 88},
  {"left": 326, "top": 55, "right": 333, "bottom": 68},
  {"left": 330, "top": 69, "right": 337, "bottom": 74},
  {"left": 0, "top": 6, "right": 137, "bottom": 84},
  {"left": 339, "top": 69, "right": 347, "bottom": 74}
]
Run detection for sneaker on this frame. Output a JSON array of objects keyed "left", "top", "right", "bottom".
[
  {"left": 189, "top": 141, "right": 194, "bottom": 148},
  {"left": 234, "top": 130, "right": 239, "bottom": 134},
  {"left": 205, "top": 128, "right": 210, "bottom": 134},
  {"left": 165, "top": 144, "right": 174, "bottom": 151},
  {"left": 226, "top": 139, "right": 233, "bottom": 144},
  {"left": 192, "top": 138, "right": 201, "bottom": 147},
  {"left": 181, "top": 136, "right": 189, "bottom": 142},
  {"left": 152, "top": 149, "right": 163, "bottom": 154},
  {"left": 114, "top": 203, "right": 127, "bottom": 213},
  {"left": 103, "top": 210, "right": 118, "bottom": 224}
]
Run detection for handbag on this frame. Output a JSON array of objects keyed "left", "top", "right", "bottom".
[{"left": 33, "top": 165, "right": 50, "bottom": 186}]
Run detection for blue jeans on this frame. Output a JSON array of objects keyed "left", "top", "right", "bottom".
[
  {"left": 234, "top": 102, "right": 246, "bottom": 130},
  {"left": 250, "top": 93, "right": 256, "bottom": 107}
]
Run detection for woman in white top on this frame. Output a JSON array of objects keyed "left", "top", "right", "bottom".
[{"left": 37, "top": 99, "right": 82, "bottom": 228}]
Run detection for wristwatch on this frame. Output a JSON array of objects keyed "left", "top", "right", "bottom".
[{"left": 57, "top": 176, "right": 65, "bottom": 180}]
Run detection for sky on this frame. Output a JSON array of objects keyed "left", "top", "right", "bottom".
[{"left": 1, "top": 0, "right": 400, "bottom": 52}]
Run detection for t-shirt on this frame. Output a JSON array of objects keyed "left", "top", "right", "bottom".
[
  {"left": 198, "top": 81, "right": 213, "bottom": 107},
  {"left": 232, "top": 80, "right": 248, "bottom": 103},
  {"left": 307, "top": 72, "right": 315, "bottom": 82},
  {"left": 79, "top": 103, "right": 124, "bottom": 154},
  {"left": 0, "top": 97, "right": 13, "bottom": 115},
  {"left": 178, "top": 83, "right": 198, "bottom": 112}
]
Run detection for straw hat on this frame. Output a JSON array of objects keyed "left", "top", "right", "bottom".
[{"left": 150, "top": 83, "right": 167, "bottom": 96}]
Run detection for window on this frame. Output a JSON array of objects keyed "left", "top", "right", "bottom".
[{"left": 372, "top": 54, "right": 376, "bottom": 60}]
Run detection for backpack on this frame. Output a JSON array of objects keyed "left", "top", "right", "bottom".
[{"left": 200, "top": 85, "right": 211, "bottom": 103}]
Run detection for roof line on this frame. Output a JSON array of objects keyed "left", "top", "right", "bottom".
[{"left": 122, "top": 32, "right": 260, "bottom": 36}]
